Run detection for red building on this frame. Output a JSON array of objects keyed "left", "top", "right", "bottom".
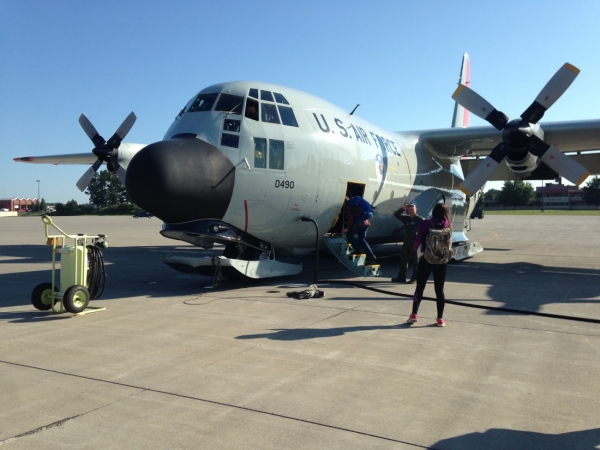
[
  {"left": 535, "top": 183, "right": 584, "bottom": 209},
  {"left": 0, "top": 198, "right": 38, "bottom": 212}
]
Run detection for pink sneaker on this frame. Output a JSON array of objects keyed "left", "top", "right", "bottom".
[
  {"left": 436, "top": 318, "right": 445, "bottom": 327},
  {"left": 406, "top": 314, "right": 418, "bottom": 324}
]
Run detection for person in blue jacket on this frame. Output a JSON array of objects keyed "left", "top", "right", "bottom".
[{"left": 342, "top": 196, "right": 377, "bottom": 265}]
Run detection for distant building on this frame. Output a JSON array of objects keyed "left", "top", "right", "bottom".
[
  {"left": 484, "top": 182, "right": 590, "bottom": 209},
  {"left": 536, "top": 182, "right": 584, "bottom": 209},
  {"left": 0, "top": 198, "right": 38, "bottom": 212},
  {"left": 484, "top": 196, "right": 498, "bottom": 208}
]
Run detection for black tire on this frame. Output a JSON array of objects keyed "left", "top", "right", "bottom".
[
  {"left": 31, "top": 282, "right": 55, "bottom": 310},
  {"left": 63, "top": 285, "right": 90, "bottom": 314}
]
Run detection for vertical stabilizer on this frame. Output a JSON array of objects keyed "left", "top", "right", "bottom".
[{"left": 451, "top": 53, "right": 470, "bottom": 128}]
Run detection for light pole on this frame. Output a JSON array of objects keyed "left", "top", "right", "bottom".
[{"left": 36, "top": 180, "right": 40, "bottom": 212}]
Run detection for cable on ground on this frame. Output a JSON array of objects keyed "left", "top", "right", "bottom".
[{"left": 322, "top": 279, "right": 600, "bottom": 325}]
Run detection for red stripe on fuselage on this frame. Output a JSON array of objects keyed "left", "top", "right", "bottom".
[{"left": 464, "top": 59, "right": 471, "bottom": 127}]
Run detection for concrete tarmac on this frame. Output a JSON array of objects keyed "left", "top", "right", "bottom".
[{"left": 1, "top": 214, "right": 599, "bottom": 449}]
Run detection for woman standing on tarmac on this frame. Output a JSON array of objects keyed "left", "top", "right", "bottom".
[{"left": 406, "top": 203, "right": 451, "bottom": 327}]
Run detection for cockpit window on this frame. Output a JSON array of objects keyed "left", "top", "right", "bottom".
[
  {"left": 261, "top": 103, "right": 280, "bottom": 124},
  {"left": 254, "top": 138, "right": 267, "bottom": 168},
  {"left": 260, "top": 90, "right": 274, "bottom": 102},
  {"left": 273, "top": 92, "right": 290, "bottom": 105},
  {"left": 187, "top": 93, "right": 218, "bottom": 113},
  {"left": 223, "top": 119, "right": 240, "bottom": 132},
  {"left": 215, "top": 93, "right": 244, "bottom": 115},
  {"left": 277, "top": 106, "right": 298, "bottom": 127},
  {"left": 245, "top": 98, "right": 259, "bottom": 121},
  {"left": 269, "top": 140, "right": 284, "bottom": 170},
  {"left": 244, "top": 90, "right": 297, "bottom": 127}
]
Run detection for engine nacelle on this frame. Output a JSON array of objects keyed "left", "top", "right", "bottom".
[
  {"left": 502, "top": 120, "right": 544, "bottom": 174},
  {"left": 505, "top": 150, "right": 539, "bottom": 173}
]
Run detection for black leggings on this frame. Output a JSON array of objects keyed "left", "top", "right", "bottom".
[{"left": 411, "top": 256, "right": 447, "bottom": 318}]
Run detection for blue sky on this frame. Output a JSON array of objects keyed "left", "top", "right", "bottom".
[{"left": 1, "top": 0, "right": 599, "bottom": 203}]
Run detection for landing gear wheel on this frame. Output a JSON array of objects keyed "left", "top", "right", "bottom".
[
  {"left": 31, "top": 282, "right": 55, "bottom": 310},
  {"left": 63, "top": 285, "right": 90, "bottom": 314}
]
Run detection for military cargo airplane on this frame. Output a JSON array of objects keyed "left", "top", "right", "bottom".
[{"left": 15, "top": 54, "right": 600, "bottom": 280}]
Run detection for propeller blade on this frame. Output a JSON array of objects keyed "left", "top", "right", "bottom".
[
  {"left": 78, "top": 114, "right": 106, "bottom": 148},
  {"left": 459, "top": 143, "right": 508, "bottom": 196},
  {"left": 452, "top": 84, "right": 509, "bottom": 130},
  {"left": 76, "top": 111, "right": 136, "bottom": 190},
  {"left": 115, "top": 165, "right": 127, "bottom": 185},
  {"left": 76, "top": 159, "right": 103, "bottom": 192},
  {"left": 107, "top": 158, "right": 127, "bottom": 185},
  {"left": 526, "top": 135, "right": 590, "bottom": 185},
  {"left": 538, "top": 145, "right": 590, "bottom": 187},
  {"left": 521, "top": 63, "right": 580, "bottom": 124},
  {"left": 106, "top": 112, "right": 137, "bottom": 148}
]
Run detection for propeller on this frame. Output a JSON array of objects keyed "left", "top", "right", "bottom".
[
  {"left": 452, "top": 63, "right": 589, "bottom": 196},
  {"left": 76, "top": 112, "right": 137, "bottom": 191}
]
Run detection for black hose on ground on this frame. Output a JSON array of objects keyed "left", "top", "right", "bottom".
[{"left": 323, "top": 279, "right": 600, "bottom": 325}]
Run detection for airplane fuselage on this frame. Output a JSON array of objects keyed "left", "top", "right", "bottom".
[{"left": 124, "top": 81, "right": 470, "bottom": 252}]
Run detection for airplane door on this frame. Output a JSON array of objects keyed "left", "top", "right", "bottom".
[{"left": 327, "top": 182, "right": 366, "bottom": 234}]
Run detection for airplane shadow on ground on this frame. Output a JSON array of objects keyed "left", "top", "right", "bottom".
[
  {"left": 0, "top": 244, "right": 212, "bottom": 308},
  {"left": 2, "top": 243, "right": 599, "bottom": 318},
  {"left": 0, "top": 244, "right": 333, "bottom": 311},
  {"left": 432, "top": 427, "right": 600, "bottom": 450}
]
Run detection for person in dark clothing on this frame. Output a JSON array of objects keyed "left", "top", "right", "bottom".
[
  {"left": 392, "top": 203, "right": 423, "bottom": 283},
  {"left": 406, "top": 203, "right": 451, "bottom": 327},
  {"left": 342, "top": 196, "right": 377, "bottom": 266}
]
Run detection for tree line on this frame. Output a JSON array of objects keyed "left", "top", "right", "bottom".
[
  {"left": 52, "top": 171, "right": 139, "bottom": 215},
  {"left": 481, "top": 177, "right": 600, "bottom": 208}
]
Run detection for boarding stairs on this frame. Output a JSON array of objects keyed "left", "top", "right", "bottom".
[{"left": 323, "top": 236, "right": 381, "bottom": 277}]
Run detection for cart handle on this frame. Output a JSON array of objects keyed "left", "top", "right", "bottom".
[{"left": 41, "top": 215, "right": 69, "bottom": 238}]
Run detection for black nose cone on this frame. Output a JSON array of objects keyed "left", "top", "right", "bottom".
[{"left": 125, "top": 138, "right": 235, "bottom": 223}]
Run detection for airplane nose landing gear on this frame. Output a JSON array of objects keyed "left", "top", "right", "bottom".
[{"left": 125, "top": 137, "right": 235, "bottom": 224}]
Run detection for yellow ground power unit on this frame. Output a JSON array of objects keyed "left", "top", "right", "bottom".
[{"left": 31, "top": 215, "right": 108, "bottom": 315}]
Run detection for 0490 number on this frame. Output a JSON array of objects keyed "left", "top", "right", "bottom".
[{"left": 275, "top": 180, "right": 294, "bottom": 189}]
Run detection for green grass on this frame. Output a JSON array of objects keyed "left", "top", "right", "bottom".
[{"left": 485, "top": 209, "right": 600, "bottom": 215}]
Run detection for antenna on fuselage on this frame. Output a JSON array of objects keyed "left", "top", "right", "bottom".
[{"left": 349, "top": 104, "right": 360, "bottom": 115}]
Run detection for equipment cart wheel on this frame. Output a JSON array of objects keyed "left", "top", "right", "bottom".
[
  {"left": 31, "top": 282, "right": 55, "bottom": 310},
  {"left": 63, "top": 285, "right": 90, "bottom": 314}
]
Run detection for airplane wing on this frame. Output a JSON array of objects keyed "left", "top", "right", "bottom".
[
  {"left": 13, "top": 113, "right": 143, "bottom": 192},
  {"left": 416, "top": 119, "right": 600, "bottom": 181},
  {"left": 13, "top": 141, "right": 146, "bottom": 167}
]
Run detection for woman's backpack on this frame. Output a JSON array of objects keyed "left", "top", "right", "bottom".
[{"left": 424, "top": 225, "right": 453, "bottom": 264}]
